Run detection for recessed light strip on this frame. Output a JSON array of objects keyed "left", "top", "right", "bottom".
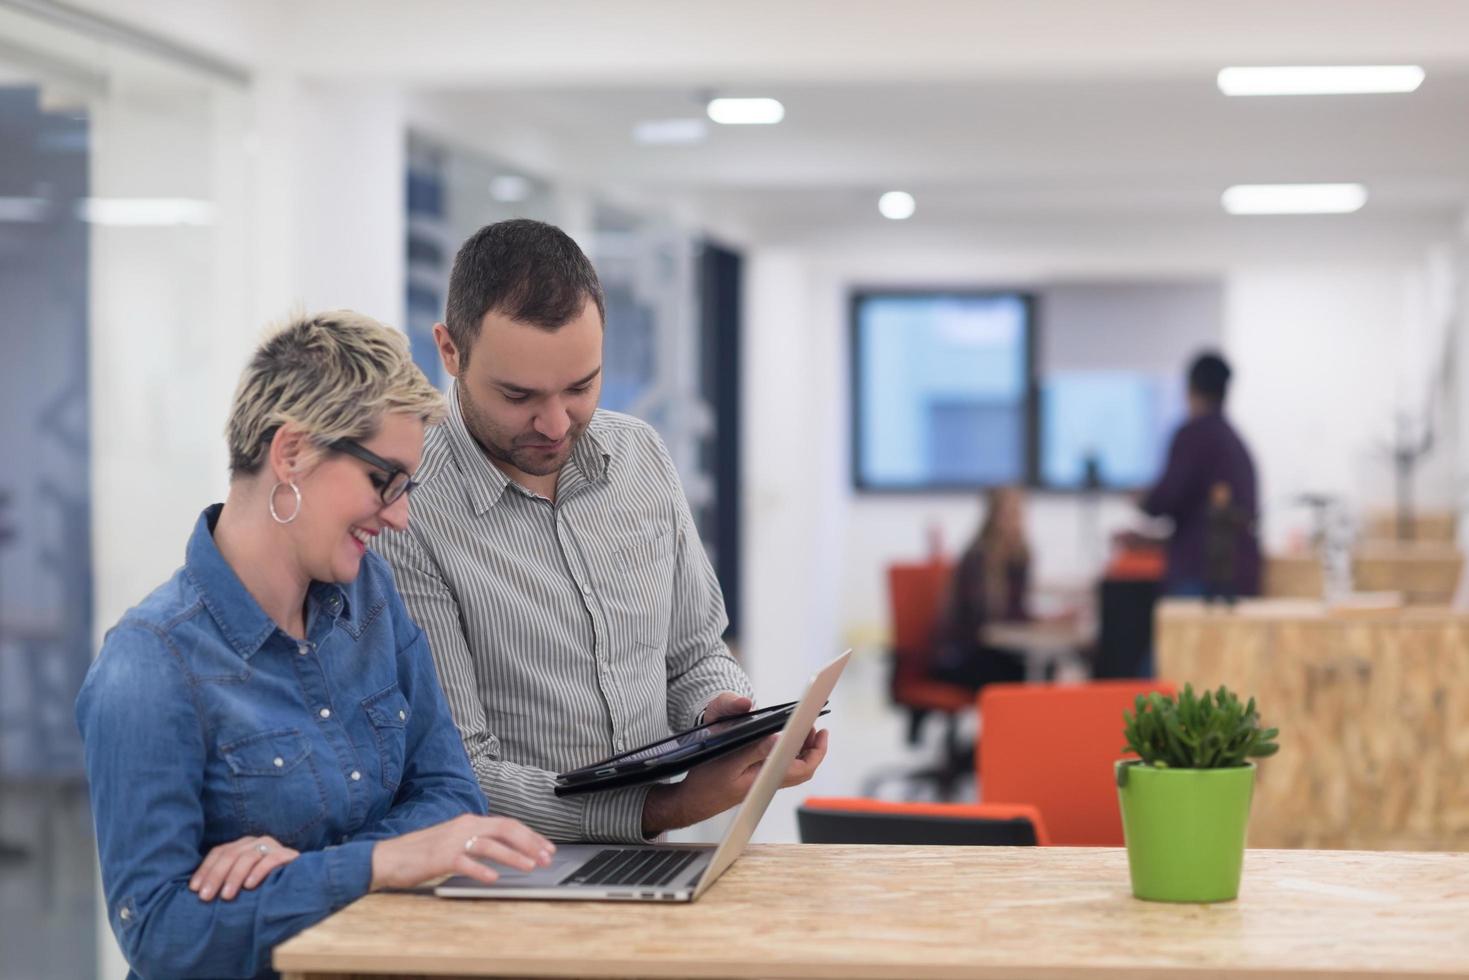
[
  {"left": 76, "top": 197, "right": 216, "bottom": 226},
  {"left": 1218, "top": 66, "right": 1424, "bottom": 96},
  {"left": 1221, "top": 183, "right": 1367, "bottom": 215},
  {"left": 706, "top": 98, "right": 784, "bottom": 125}
]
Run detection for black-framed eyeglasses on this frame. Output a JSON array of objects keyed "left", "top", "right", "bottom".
[{"left": 330, "top": 438, "right": 419, "bottom": 506}]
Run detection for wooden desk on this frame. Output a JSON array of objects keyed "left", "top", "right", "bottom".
[
  {"left": 1156, "top": 599, "right": 1469, "bottom": 850},
  {"left": 1352, "top": 542, "right": 1463, "bottom": 604},
  {"left": 1261, "top": 555, "right": 1323, "bottom": 600},
  {"left": 275, "top": 844, "right": 1469, "bottom": 979},
  {"left": 1263, "top": 547, "right": 1463, "bottom": 604},
  {"left": 1364, "top": 510, "right": 1458, "bottom": 544},
  {"left": 983, "top": 621, "right": 1093, "bottom": 681}
]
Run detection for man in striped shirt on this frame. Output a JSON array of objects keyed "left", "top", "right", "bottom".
[{"left": 377, "top": 220, "right": 828, "bottom": 843}]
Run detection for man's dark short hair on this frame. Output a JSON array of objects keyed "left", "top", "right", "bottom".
[
  {"left": 443, "top": 219, "right": 606, "bottom": 363},
  {"left": 1188, "top": 351, "right": 1232, "bottom": 405}
]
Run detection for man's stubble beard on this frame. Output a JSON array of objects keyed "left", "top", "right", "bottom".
[{"left": 457, "top": 383, "right": 584, "bottom": 478}]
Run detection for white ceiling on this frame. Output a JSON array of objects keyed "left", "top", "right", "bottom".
[
  {"left": 63, "top": 1, "right": 1469, "bottom": 85},
  {"left": 45, "top": 0, "right": 1469, "bottom": 239},
  {"left": 414, "top": 74, "right": 1469, "bottom": 213}
]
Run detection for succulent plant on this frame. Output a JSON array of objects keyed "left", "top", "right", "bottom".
[{"left": 1121, "top": 683, "right": 1279, "bottom": 771}]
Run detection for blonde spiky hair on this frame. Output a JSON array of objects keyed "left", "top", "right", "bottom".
[{"left": 226, "top": 311, "right": 445, "bottom": 477}]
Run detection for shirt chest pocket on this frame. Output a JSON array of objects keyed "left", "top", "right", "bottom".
[
  {"left": 595, "top": 526, "right": 675, "bottom": 650},
  {"left": 362, "top": 684, "right": 410, "bottom": 794},
  {"left": 219, "top": 729, "right": 327, "bottom": 847}
]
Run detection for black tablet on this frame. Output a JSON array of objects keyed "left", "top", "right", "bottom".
[{"left": 553, "top": 700, "right": 825, "bottom": 796}]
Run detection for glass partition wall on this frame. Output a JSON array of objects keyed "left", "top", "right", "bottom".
[{"left": 0, "top": 6, "right": 255, "bottom": 977}]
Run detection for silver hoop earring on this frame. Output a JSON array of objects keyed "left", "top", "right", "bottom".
[{"left": 269, "top": 481, "right": 302, "bottom": 525}]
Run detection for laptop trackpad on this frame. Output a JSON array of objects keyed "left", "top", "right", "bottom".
[{"left": 471, "top": 846, "right": 602, "bottom": 887}]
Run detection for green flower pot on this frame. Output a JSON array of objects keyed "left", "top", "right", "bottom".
[{"left": 1115, "top": 760, "right": 1255, "bottom": 903}]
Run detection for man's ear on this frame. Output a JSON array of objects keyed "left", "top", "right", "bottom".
[
  {"left": 432, "top": 322, "right": 462, "bottom": 378},
  {"left": 267, "top": 424, "right": 313, "bottom": 483}
]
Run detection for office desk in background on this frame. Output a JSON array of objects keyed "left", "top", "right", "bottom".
[
  {"left": 275, "top": 844, "right": 1469, "bottom": 979},
  {"left": 1264, "top": 545, "right": 1463, "bottom": 604},
  {"left": 982, "top": 621, "right": 1092, "bottom": 681}
]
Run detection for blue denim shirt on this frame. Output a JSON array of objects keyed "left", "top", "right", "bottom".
[{"left": 76, "top": 505, "right": 489, "bottom": 980}]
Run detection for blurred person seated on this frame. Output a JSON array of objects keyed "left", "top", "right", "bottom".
[
  {"left": 930, "top": 487, "right": 1031, "bottom": 691},
  {"left": 76, "top": 313, "right": 555, "bottom": 980}
]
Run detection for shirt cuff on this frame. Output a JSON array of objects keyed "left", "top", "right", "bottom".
[
  {"left": 695, "top": 690, "right": 751, "bottom": 727},
  {"left": 581, "top": 783, "right": 653, "bottom": 843},
  {"left": 322, "top": 840, "right": 376, "bottom": 909}
]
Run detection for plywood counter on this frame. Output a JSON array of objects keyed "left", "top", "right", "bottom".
[{"left": 1156, "top": 598, "right": 1469, "bottom": 850}]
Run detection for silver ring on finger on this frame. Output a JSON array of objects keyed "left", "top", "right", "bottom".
[
  {"left": 464, "top": 835, "right": 479, "bottom": 853},
  {"left": 255, "top": 842, "right": 271, "bottom": 855}
]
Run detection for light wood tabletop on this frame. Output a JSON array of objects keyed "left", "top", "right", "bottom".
[{"left": 274, "top": 844, "right": 1469, "bottom": 979}]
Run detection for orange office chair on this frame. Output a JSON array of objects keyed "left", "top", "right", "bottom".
[
  {"left": 798, "top": 797, "right": 1050, "bottom": 846},
  {"left": 870, "top": 560, "right": 975, "bottom": 799},
  {"left": 1105, "top": 545, "right": 1166, "bottom": 581},
  {"left": 976, "top": 680, "right": 1175, "bottom": 846}
]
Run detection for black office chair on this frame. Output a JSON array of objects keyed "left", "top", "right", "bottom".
[
  {"left": 798, "top": 797, "right": 1047, "bottom": 846},
  {"left": 1094, "top": 577, "right": 1159, "bottom": 678}
]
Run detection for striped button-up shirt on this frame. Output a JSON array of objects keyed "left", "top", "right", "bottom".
[{"left": 375, "top": 384, "right": 752, "bottom": 842}]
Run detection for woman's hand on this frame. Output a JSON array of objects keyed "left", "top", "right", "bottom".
[
  {"left": 370, "top": 813, "right": 556, "bottom": 891},
  {"left": 190, "top": 835, "right": 301, "bottom": 902}
]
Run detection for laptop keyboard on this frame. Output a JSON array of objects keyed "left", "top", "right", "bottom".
[{"left": 562, "top": 848, "right": 701, "bottom": 888}]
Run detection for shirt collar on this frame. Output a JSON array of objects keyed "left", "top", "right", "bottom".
[
  {"left": 572, "top": 419, "right": 612, "bottom": 483},
  {"left": 443, "top": 381, "right": 514, "bottom": 515},
  {"left": 442, "top": 381, "right": 612, "bottom": 513},
  {"left": 184, "top": 504, "right": 350, "bottom": 661}
]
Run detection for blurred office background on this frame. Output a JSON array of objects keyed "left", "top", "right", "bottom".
[{"left": 3, "top": 1, "right": 1469, "bottom": 976}]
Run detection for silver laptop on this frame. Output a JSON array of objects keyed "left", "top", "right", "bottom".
[{"left": 435, "top": 649, "right": 850, "bottom": 903}]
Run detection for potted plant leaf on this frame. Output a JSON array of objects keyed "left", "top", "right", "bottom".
[{"left": 1116, "top": 684, "right": 1279, "bottom": 902}]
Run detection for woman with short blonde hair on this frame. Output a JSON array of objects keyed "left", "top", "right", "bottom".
[{"left": 78, "top": 312, "right": 553, "bottom": 980}]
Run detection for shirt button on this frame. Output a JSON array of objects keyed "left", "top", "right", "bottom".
[
  {"left": 318, "top": 708, "right": 331, "bottom": 719},
  {"left": 398, "top": 710, "right": 406, "bottom": 721},
  {"left": 118, "top": 906, "right": 131, "bottom": 922},
  {"left": 581, "top": 583, "right": 593, "bottom": 596},
  {"left": 273, "top": 757, "right": 284, "bottom": 768},
  {"left": 350, "top": 771, "right": 361, "bottom": 781},
  {"left": 297, "top": 642, "right": 311, "bottom": 656}
]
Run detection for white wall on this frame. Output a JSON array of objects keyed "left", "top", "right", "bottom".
[
  {"left": 739, "top": 250, "right": 848, "bottom": 700},
  {"left": 90, "top": 77, "right": 254, "bottom": 636},
  {"left": 1226, "top": 267, "right": 1444, "bottom": 551},
  {"left": 91, "top": 73, "right": 408, "bottom": 637},
  {"left": 737, "top": 219, "right": 1460, "bottom": 688},
  {"left": 254, "top": 77, "right": 406, "bottom": 323}
]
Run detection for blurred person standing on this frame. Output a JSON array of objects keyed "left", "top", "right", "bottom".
[{"left": 1140, "top": 351, "right": 1260, "bottom": 599}]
